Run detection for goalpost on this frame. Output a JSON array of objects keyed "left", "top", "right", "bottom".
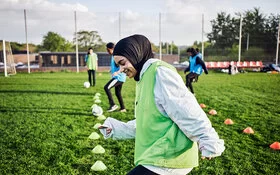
[{"left": 0, "top": 40, "right": 16, "bottom": 77}]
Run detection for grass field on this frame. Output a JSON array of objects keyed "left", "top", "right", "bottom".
[{"left": 0, "top": 71, "right": 279, "bottom": 175}]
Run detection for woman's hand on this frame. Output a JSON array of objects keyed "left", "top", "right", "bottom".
[
  {"left": 201, "top": 156, "right": 212, "bottom": 160},
  {"left": 98, "top": 126, "right": 112, "bottom": 135}
]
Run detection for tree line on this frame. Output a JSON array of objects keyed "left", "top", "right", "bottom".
[
  {"left": 10, "top": 8, "right": 279, "bottom": 62},
  {"left": 205, "top": 8, "right": 279, "bottom": 61}
]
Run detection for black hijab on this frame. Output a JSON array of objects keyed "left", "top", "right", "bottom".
[{"left": 113, "top": 34, "right": 154, "bottom": 81}]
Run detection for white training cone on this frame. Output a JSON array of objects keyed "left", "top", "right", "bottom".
[
  {"left": 93, "top": 123, "right": 102, "bottom": 129},
  {"left": 92, "top": 145, "right": 105, "bottom": 154},
  {"left": 94, "top": 99, "right": 101, "bottom": 104},
  {"left": 93, "top": 96, "right": 100, "bottom": 100},
  {"left": 93, "top": 97, "right": 99, "bottom": 101},
  {"left": 91, "top": 104, "right": 103, "bottom": 116},
  {"left": 91, "top": 160, "right": 107, "bottom": 171},
  {"left": 88, "top": 132, "right": 100, "bottom": 140},
  {"left": 97, "top": 115, "right": 106, "bottom": 121}
]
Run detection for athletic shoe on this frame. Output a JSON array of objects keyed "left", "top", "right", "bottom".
[
  {"left": 107, "top": 105, "right": 118, "bottom": 112},
  {"left": 120, "top": 109, "right": 127, "bottom": 113}
]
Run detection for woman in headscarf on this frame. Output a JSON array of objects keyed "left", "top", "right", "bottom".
[{"left": 99, "top": 34, "right": 225, "bottom": 175}]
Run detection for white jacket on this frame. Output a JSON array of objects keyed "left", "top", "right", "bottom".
[{"left": 99, "top": 59, "right": 225, "bottom": 174}]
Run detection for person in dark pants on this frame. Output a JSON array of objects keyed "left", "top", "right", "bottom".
[
  {"left": 104, "top": 42, "right": 127, "bottom": 112},
  {"left": 127, "top": 165, "right": 159, "bottom": 175},
  {"left": 228, "top": 64, "right": 232, "bottom": 75},
  {"left": 85, "top": 47, "right": 98, "bottom": 86},
  {"left": 184, "top": 48, "right": 208, "bottom": 94}
]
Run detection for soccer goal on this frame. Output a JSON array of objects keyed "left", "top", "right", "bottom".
[{"left": 0, "top": 40, "right": 16, "bottom": 76}]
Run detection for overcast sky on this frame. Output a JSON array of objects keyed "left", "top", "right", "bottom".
[{"left": 0, "top": 0, "right": 279, "bottom": 46}]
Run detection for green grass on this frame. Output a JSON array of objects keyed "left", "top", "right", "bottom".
[{"left": 0, "top": 71, "right": 279, "bottom": 175}]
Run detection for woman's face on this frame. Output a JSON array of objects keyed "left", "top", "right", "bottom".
[
  {"left": 89, "top": 49, "right": 93, "bottom": 54},
  {"left": 114, "top": 55, "right": 137, "bottom": 78},
  {"left": 187, "top": 52, "right": 192, "bottom": 56},
  {"left": 106, "top": 48, "right": 113, "bottom": 55}
]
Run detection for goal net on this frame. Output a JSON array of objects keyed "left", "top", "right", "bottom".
[{"left": 0, "top": 40, "right": 16, "bottom": 76}]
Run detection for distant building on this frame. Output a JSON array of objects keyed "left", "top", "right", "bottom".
[
  {"left": 38, "top": 52, "right": 179, "bottom": 71},
  {"left": 1, "top": 51, "right": 180, "bottom": 72}
]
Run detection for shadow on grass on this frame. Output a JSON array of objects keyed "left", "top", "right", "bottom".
[
  {"left": 0, "top": 106, "right": 92, "bottom": 117},
  {"left": 0, "top": 90, "right": 93, "bottom": 96}
]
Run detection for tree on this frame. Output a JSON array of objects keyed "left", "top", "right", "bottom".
[
  {"left": 207, "top": 12, "right": 239, "bottom": 49},
  {"left": 73, "top": 30, "right": 103, "bottom": 51},
  {"left": 10, "top": 42, "right": 37, "bottom": 53},
  {"left": 264, "top": 14, "right": 280, "bottom": 51},
  {"left": 41, "top": 32, "right": 73, "bottom": 52},
  {"left": 242, "top": 8, "right": 266, "bottom": 49}
]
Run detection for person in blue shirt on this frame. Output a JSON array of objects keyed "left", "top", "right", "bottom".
[
  {"left": 184, "top": 48, "right": 208, "bottom": 94},
  {"left": 104, "top": 42, "right": 127, "bottom": 112},
  {"left": 196, "top": 48, "right": 202, "bottom": 58}
]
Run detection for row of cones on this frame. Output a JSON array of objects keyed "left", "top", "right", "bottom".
[
  {"left": 89, "top": 93, "right": 107, "bottom": 171},
  {"left": 200, "top": 103, "right": 280, "bottom": 150}
]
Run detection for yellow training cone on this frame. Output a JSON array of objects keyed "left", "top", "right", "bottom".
[
  {"left": 89, "top": 132, "right": 100, "bottom": 140},
  {"left": 97, "top": 115, "right": 106, "bottom": 121},
  {"left": 93, "top": 123, "right": 102, "bottom": 129},
  {"left": 91, "top": 160, "right": 107, "bottom": 171},
  {"left": 92, "top": 145, "right": 105, "bottom": 154}
]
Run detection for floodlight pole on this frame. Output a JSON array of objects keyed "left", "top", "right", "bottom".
[
  {"left": 74, "top": 11, "right": 79, "bottom": 73},
  {"left": 171, "top": 41, "right": 173, "bottom": 55},
  {"left": 119, "top": 12, "right": 121, "bottom": 40},
  {"left": 3, "top": 40, "right": 7, "bottom": 77},
  {"left": 24, "top": 9, "right": 30, "bottom": 73},
  {"left": 238, "top": 15, "right": 243, "bottom": 63},
  {"left": 159, "top": 13, "right": 162, "bottom": 60},
  {"left": 166, "top": 42, "right": 169, "bottom": 54},
  {"left": 276, "top": 21, "right": 280, "bottom": 65},
  {"left": 246, "top": 33, "right": 249, "bottom": 51},
  {"left": 202, "top": 13, "right": 204, "bottom": 60},
  {"left": 178, "top": 46, "right": 180, "bottom": 60}
]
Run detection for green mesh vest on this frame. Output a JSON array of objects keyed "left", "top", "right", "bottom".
[
  {"left": 86, "top": 54, "right": 97, "bottom": 70},
  {"left": 134, "top": 60, "right": 199, "bottom": 168}
]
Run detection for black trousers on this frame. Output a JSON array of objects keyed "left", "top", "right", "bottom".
[
  {"left": 88, "top": 69, "right": 96, "bottom": 86},
  {"left": 104, "top": 78, "right": 125, "bottom": 110},
  {"left": 127, "top": 165, "right": 159, "bottom": 175},
  {"left": 186, "top": 72, "right": 199, "bottom": 94}
]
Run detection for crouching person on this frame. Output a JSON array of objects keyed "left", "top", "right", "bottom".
[{"left": 99, "top": 34, "right": 225, "bottom": 175}]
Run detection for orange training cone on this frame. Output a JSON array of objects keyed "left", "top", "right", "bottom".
[
  {"left": 270, "top": 142, "right": 280, "bottom": 150},
  {"left": 224, "top": 118, "right": 234, "bottom": 125},
  {"left": 209, "top": 109, "right": 217, "bottom": 115},
  {"left": 243, "top": 127, "right": 254, "bottom": 134},
  {"left": 200, "top": 103, "right": 206, "bottom": 108}
]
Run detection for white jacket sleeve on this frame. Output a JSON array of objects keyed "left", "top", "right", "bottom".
[
  {"left": 99, "top": 117, "right": 136, "bottom": 140},
  {"left": 155, "top": 66, "right": 225, "bottom": 158}
]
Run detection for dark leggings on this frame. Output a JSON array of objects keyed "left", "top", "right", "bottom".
[
  {"left": 127, "top": 165, "right": 159, "bottom": 175},
  {"left": 88, "top": 69, "right": 96, "bottom": 86},
  {"left": 104, "top": 78, "right": 125, "bottom": 110},
  {"left": 186, "top": 72, "right": 199, "bottom": 94}
]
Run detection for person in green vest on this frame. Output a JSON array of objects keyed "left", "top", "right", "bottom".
[
  {"left": 99, "top": 35, "right": 225, "bottom": 175},
  {"left": 85, "top": 47, "right": 98, "bottom": 86}
]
